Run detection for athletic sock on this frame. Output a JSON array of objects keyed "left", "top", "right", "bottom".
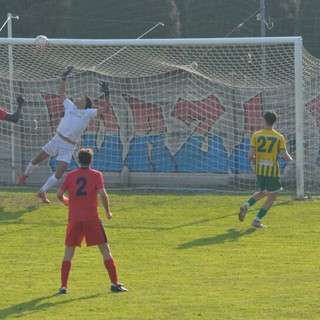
[
  {"left": 257, "top": 208, "right": 268, "bottom": 219},
  {"left": 40, "top": 175, "right": 59, "bottom": 193},
  {"left": 104, "top": 258, "right": 118, "bottom": 285},
  {"left": 24, "top": 162, "right": 39, "bottom": 176},
  {"left": 61, "top": 260, "right": 71, "bottom": 288},
  {"left": 247, "top": 197, "right": 256, "bottom": 207}
]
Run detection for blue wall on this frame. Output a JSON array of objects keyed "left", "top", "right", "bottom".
[{"left": 50, "top": 134, "right": 288, "bottom": 174}]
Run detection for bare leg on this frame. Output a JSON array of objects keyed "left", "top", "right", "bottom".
[
  {"left": 38, "top": 161, "right": 69, "bottom": 203},
  {"left": 98, "top": 242, "right": 113, "bottom": 260},
  {"left": 261, "top": 192, "right": 278, "bottom": 211},
  {"left": 99, "top": 242, "right": 119, "bottom": 286},
  {"left": 252, "top": 192, "right": 278, "bottom": 228},
  {"left": 251, "top": 190, "right": 268, "bottom": 202},
  {"left": 63, "top": 246, "right": 76, "bottom": 261},
  {"left": 17, "top": 150, "right": 50, "bottom": 185},
  {"left": 55, "top": 161, "right": 69, "bottom": 179},
  {"left": 31, "top": 149, "right": 50, "bottom": 165},
  {"left": 239, "top": 190, "right": 268, "bottom": 222}
]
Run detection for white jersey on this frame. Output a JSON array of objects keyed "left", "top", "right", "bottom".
[{"left": 57, "top": 98, "right": 97, "bottom": 143}]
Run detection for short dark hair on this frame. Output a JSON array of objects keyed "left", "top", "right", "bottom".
[
  {"left": 85, "top": 95, "right": 93, "bottom": 109},
  {"left": 264, "top": 111, "right": 277, "bottom": 126},
  {"left": 78, "top": 148, "right": 93, "bottom": 166}
]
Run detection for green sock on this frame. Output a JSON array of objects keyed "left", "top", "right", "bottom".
[
  {"left": 247, "top": 198, "right": 256, "bottom": 207},
  {"left": 257, "top": 208, "right": 268, "bottom": 219}
]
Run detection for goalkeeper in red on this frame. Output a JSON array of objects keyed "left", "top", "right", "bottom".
[
  {"left": 16, "top": 67, "right": 111, "bottom": 203},
  {"left": 238, "top": 111, "right": 293, "bottom": 228},
  {"left": 56, "top": 148, "right": 128, "bottom": 293},
  {"left": 0, "top": 95, "right": 25, "bottom": 123}
]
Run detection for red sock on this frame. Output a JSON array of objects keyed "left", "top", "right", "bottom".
[
  {"left": 61, "top": 260, "right": 71, "bottom": 288},
  {"left": 104, "top": 258, "right": 118, "bottom": 285}
]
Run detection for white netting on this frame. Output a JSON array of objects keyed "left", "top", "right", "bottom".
[{"left": 0, "top": 37, "right": 318, "bottom": 195}]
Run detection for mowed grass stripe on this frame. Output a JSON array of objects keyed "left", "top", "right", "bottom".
[{"left": 0, "top": 190, "right": 319, "bottom": 319}]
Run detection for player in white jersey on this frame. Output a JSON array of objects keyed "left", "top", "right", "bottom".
[{"left": 16, "top": 67, "right": 111, "bottom": 203}]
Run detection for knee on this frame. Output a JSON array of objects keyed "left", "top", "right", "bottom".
[
  {"left": 255, "top": 191, "right": 267, "bottom": 199},
  {"left": 257, "top": 191, "right": 268, "bottom": 197},
  {"left": 55, "top": 173, "right": 63, "bottom": 180},
  {"left": 269, "top": 192, "right": 278, "bottom": 200},
  {"left": 104, "top": 247, "right": 112, "bottom": 259},
  {"left": 31, "top": 158, "right": 39, "bottom": 165}
]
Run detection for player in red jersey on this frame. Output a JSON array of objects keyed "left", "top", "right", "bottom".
[
  {"left": 0, "top": 95, "right": 25, "bottom": 123},
  {"left": 56, "top": 148, "right": 128, "bottom": 293}
]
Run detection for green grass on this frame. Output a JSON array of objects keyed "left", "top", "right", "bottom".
[{"left": 0, "top": 189, "right": 319, "bottom": 319}]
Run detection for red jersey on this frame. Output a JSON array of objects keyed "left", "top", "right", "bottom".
[
  {"left": 60, "top": 168, "right": 105, "bottom": 222},
  {"left": 0, "top": 108, "right": 9, "bottom": 121}
]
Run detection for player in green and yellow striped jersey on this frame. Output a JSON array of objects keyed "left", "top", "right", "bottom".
[{"left": 238, "top": 111, "right": 293, "bottom": 228}]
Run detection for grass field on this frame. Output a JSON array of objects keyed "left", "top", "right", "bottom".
[{"left": 0, "top": 188, "right": 319, "bottom": 320}]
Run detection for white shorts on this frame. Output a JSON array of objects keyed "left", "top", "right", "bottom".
[{"left": 42, "top": 135, "right": 75, "bottom": 164}]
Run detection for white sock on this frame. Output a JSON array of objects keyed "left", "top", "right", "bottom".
[
  {"left": 40, "top": 175, "right": 59, "bottom": 193},
  {"left": 24, "top": 162, "right": 39, "bottom": 176},
  {"left": 245, "top": 203, "right": 250, "bottom": 209}
]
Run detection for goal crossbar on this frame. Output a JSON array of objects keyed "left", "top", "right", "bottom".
[{"left": 0, "top": 36, "right": 302, "bottom": 47}]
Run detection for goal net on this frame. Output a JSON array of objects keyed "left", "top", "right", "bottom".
[{"left": 0, "top": 36, "right": 318, "bottom": 197}]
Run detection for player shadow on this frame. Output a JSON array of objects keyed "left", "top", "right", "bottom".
[
  {"left": 107, "top": 218, "right": 211, "bottom": 231},
  {"left": 0, "top": 293, "right": 100, "bottom": 319},
  {"left": 177, "top": 227, "right": 256, "bottom": 249},
  {"left": 0, "top": 205, "right": 38, "bottom": 223}
]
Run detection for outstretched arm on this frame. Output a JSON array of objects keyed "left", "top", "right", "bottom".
[
  {"left": 249, "top": 146, "right": 256, "bottom": 161},
  {"left": 97, "top": 81, "right": 112, "bottom": 116},
  {"left": 59, "top": 79, "right": 67, "bottom": 103},
  {"left": 3, "top": 95, "right": 25, "bottom": 123},
  {"left": 59, "top": 66, "right": 73, "bottom": 104},
  {"left": 98, "top": 188, "right": 112, "bottom": 220},
  {"left": 57, "top": 188, "right": 69, "bottom": 206},
  {"left": 280, "top": 149, "right": 293, "bottom": 162}
]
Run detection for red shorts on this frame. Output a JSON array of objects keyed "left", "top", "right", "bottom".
[{"left": 65, "top": 219, "right": 108, "bottom": 247}]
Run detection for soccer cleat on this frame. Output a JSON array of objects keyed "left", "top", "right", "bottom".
[
  {"left": 58, "top": 287, "right": 67, "bottom": 294},
  {"left": 238, "top": 204, "right": 248, "bottom": 222},
  {"left": 16, "top": 174, "right": 28, "bottom": 185},
  {"left": 37, "top": 191, "right": 50, "bottom": 204},
  {"left": 251, "top": 219, "right": 267, "bottom": 228},
  {"left": 111, "top": 283, "right": 128, "bottom": 293}
]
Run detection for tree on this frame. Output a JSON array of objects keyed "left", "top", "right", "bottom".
[
  {"left": 0, "top": 0, "right": 69, "bottom": 38},
  {"left": 0, "top": 0, "right": 24, "bottom": 37},
  {"left": 296, "top": 0, "right": 320, "bottom": 58},
  {"left": 176, "top": 0, "right": 261, "bottom": 38},
  {"left": 66, "top": 0, "right": 180, "bottom": 39},
  {"left": 266, "top": 0, "right": 301, "bottom": 37}
]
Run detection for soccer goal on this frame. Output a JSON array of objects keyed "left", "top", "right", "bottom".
[{"left": 0, "top": 36, "right": 318, "bottom": 198}]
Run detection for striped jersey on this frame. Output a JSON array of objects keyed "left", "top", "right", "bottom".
[{"left": 250, "top": 129, "right": 286, "bottom": 177}]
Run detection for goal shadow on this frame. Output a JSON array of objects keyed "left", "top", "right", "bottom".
[{"left": 177, "top": 227, "right": 256, "bottom": 249}]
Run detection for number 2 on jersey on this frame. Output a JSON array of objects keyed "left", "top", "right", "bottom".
[{"left": 76, "top": 177, "right": 87, "bottom": 196}]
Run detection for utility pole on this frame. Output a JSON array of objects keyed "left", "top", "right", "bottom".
[
  {"left": 7, "top": 13, "right": 19, "bottom": 183},
  {"left": 260, "top": 0, "right": 266, "bottom": 37}
]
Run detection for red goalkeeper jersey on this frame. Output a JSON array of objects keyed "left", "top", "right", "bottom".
[
  {"left": 60, "top": 168, "right": 105, "bottom": 222},
  {"left": 0, "top": 108, "right": 9, "bottom": 121}
]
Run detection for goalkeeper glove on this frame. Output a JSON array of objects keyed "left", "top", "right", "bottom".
[
  {"left": 61, "top": 66, "right": 73, "bottom": 80},
  {"left": 99, "top": 81, "right": 110, "bottom": 97},
  {"left": 16, "top": 94, "right": 25, "bottom": 107}
]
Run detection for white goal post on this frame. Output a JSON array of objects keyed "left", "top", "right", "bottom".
[{"left": 0, "top": 36, "right": 316, "bottom": 198}]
